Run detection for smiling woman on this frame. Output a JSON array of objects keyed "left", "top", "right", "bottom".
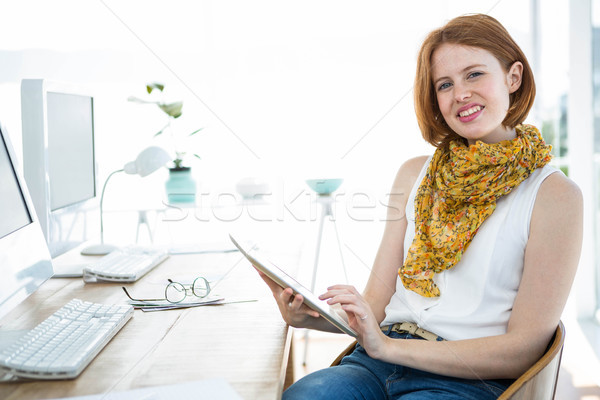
[{"left": 259, "top": 13, "right": 583, "bottom": 400}]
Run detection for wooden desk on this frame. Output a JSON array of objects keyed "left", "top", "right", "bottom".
[{"left": 0, "top": 251, "right": 294, "bottom": 399}]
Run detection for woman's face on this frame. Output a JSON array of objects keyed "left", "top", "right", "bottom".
[{"left": 431, "top": 43, "right": 522, "bottom": 145}]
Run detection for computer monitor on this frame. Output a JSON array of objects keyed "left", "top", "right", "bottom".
[
  {"left": 0, "top": 121, "right": 53, "bottom": 321},
  {"left": 21, "top": 79, "right": 98, "bottom": 258}
]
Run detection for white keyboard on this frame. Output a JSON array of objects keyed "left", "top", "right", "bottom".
[
  {"left": 0, "top": 299, "right": 133, "bottom": 379},
  {"left": 83, "top": 246, "right": 169, "bottom": 282}
]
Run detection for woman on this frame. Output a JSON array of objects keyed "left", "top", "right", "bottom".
[{"left": 258, "top": 14, "right": 583, "bottom": 399}]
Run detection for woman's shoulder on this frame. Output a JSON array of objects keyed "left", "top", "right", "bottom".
[
  {"left": 402, "top": 155, "right": 430, "bottom": 171},
  {"left": 398, "top": 155, "right": 430, "bottom": 178},
  {"left": 390, "top": 155, "right": 431, "bottom": 193},
  {"left": 537, "top": 169, "right": 582, "bottom": 206},
  {"left": 533, "top": 168, "right": 583, "bottom": 219}
]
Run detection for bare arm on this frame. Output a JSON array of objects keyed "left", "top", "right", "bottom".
[{"left": 362, "top": 156, "right": 429, "bottom": 323}]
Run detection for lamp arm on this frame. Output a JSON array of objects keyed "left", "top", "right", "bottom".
[{"left": 99, "top": 169, "right": 124, "bottom": 245}]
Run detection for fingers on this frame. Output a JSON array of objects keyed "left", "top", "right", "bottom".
[
  {"left": 318, "top": 285, "right": 371, "bottom": 325},
  {"left": 280, "top": 287, "right": 295, "bottom": 305},
  {"left": 319, "top": 285, "right": 360, "bottom": 300},
  {"left": 285, "top": 290, "right": 320, "bottom": 318},
  {"left": 327, "top": 284, "right": 358, "bottom": 291},
  {"left": 252, "top": 265, "right": 320, "bottom": 324},
  {"left": 319, "top": 285, "right": 361, "bottom": 307},
  {"left": 341, "top": 303, "right": 370, "bottom": 321}
]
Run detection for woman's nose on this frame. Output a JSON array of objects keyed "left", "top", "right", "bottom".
[{"left": 454, "top": 83, "right": 471, "bottom": 102}]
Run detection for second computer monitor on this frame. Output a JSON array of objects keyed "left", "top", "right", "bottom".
[{"left": 21, "top": 79, "right": 99, "bottom": 258}]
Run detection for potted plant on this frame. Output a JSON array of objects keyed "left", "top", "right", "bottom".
[{"left": 128, "top": 83, "right": 203, "bottom": 203}]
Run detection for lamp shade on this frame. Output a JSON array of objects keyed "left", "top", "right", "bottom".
[{"left": 123, "top": 146, "right": 171, "bottom": 177}]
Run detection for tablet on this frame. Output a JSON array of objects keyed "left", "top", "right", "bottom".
[{"left": 229, "top": 234, "right": 357, "bottom": 337}]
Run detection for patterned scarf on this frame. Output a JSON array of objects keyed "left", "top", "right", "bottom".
[{"left": 400, "top": 124, "right": 552, "bottom": 297}]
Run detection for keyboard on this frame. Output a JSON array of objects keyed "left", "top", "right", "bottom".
[
  {"left": 0, "top": 299, "right": 133, "bottom": 379},
  {"left": 83, "top": 246, "right": 169, "bottom": 283}
]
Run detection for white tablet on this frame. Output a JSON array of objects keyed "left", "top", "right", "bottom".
[{"left": 229, "top": 234, "right": 357, "bottom": 337}]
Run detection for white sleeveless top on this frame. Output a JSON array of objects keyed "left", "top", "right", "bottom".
[{"left": 381, "top": 157, "right": 560, "bottom": 341}]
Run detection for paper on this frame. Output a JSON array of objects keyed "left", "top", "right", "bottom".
[
  {"left": 43, "top": 378, "right": 243, "bottom": 400},
  {"left": 51, "top": 263, "right": 86, "bottom": 278},
  {"left": 127, "top": 296, "right": 258, "bottom": 312},
  {"left": 128, "top": 295, "right": 226, "bottom": 311}
]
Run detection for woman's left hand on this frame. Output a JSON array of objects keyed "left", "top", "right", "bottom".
[{"left": 319, "top": 285, "right": 388, "bottom": 359}]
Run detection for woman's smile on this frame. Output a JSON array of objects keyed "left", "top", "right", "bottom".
[{"left": 457, "top": 103, "right": 485, "bottom": 122}]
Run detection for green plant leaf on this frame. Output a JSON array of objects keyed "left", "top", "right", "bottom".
[
  {"left": 188, "top": 127, "right": 204, "bottom": 136},
  {"left": 158, "top": 102, "right": 183, "bottom": 118},
  {"left": 173, "top": 158, "right": 183, "bottom": 169},
  {"left": 146, "top": 83, "right": 165, "bottom": 94},
  {"left": 193, "top": 154, "right": 202, "bottom": 160},
  {"left": 153, "top": 122, "right": 170, "bottom": 137}
]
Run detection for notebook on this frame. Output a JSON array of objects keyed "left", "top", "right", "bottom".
[{"left": 229, "top": 233, "right": 357, "bottom": 337}]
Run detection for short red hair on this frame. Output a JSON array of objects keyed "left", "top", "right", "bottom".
[{"left": 414, "top": 14, "right": 536, "bottom": 148}]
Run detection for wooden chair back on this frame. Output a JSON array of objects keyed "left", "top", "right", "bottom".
[
  {"left": 330, "top": 321, "right": 565, "bottom": 400},
  {"left": 498, "top": 321, "right": 565, "bottom": 399}
]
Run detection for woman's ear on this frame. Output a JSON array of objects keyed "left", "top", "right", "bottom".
[{"left": 507, "top": 61, "right": 523, "bottom": 94}]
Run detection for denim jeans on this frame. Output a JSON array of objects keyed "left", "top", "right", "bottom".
[{"left": 283, "top": 330, "right": 512, "bottom": 400}]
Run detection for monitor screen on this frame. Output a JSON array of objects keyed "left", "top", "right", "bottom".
[
  {"left": 46, "top": 92, "right": 96, "bottom": 211},
  {"left": 0, "top": 132, "right": 32, "bottom": 238}
]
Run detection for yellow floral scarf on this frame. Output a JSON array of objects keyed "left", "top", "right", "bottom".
[{"left": 400, "top": 124, "right": 553, "bottom": 297}]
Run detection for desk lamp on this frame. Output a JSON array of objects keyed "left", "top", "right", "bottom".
[{"left": 80, "top": 146, "right": 171, "bottom": 256}]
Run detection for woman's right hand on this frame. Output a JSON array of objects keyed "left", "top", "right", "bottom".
[{"left": 254, "top": 266, "right": 321, "bottom": 328}]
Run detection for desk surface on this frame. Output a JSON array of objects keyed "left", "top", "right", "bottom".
[{"left": 0, "top": 251, "right": 293, "bottom": 400}]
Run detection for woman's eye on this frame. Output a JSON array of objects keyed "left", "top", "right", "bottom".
[
  {"left": 468, "top": 72, "right": 483, "bottom": 79},
  {"left": 438, "top": 82, "right": 452, "bottom": 91}
]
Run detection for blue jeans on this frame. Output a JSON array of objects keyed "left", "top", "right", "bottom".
[{"left": 284, "top": 330, "right": 512, "bottom": 400}]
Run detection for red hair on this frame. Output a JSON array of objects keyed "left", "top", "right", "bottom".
[{"left": 414, "top": 14, "right": 536, "bottom": 148}]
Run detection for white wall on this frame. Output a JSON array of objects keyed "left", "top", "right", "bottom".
[
  {"left": 0, "top": 1, "right": 533, "bottom": 189},
  {"left": 569, "top": 0, "right": 597, "bottom": 319},
  {"left": 0, "top": 1, "right": 537, "bottom": 283}
]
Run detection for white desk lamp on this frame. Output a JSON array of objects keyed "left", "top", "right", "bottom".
[{"left": 80, "top": 146, "right": 171, "bottom": 256}]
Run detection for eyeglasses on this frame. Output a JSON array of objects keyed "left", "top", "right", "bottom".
[{"left": 122, "top": 277, "right": 211, "bottom": 304}]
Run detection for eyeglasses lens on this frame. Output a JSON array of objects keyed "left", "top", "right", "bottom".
[
  {"left": 192, "top": 277, "right": 210, "bottom": 298},
  {"left": 165, "top": 282, "right": 187, "bottom": 303}
]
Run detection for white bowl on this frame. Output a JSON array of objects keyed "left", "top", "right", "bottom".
[{"left": 236, "top": 177, "right": 271, "bottom": 199}]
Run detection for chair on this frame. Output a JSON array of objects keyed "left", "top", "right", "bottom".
[{"left": 330, "top": 321, "right": 566, "bottom": 400}]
